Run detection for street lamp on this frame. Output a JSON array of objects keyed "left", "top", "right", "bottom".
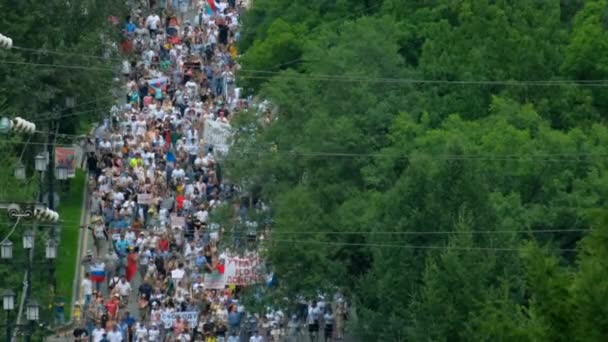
[
  {"left": 2, "top": 289, "right": 14, "bottom": 311},
  {"left": 65, "top": 97, "right": 75, "bottom": 109},
  {"left": 3, "top": 289, "right": 14, "bottom": 342},
  {"left": 54, "top": 166, "right": 68, "bottom": 181},
  {"left": 45, "top": 240, "right": 57, "bottom": 260},
  {"left": 0, "top": 240, "right": 12, "bottom": 259},
  {"left": 0, "top": 117, "right": 11, "bottom": 134},
  {"left": 22, "top": 230, "right": 34, "bottom": 250},
  {"left": 25, "top": 300, "right": 39, "bottom": 321},
  {"left": 34, "top": 154, "right": 46, "bottom": 172},
  {"left": 14, "top": 162, "right": 26, "bottom": 180}
]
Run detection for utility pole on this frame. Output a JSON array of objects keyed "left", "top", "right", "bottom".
[{"left": 47, "top": 109, "right": 58, "bottom": 291}]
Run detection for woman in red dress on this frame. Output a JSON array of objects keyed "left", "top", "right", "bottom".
[{"left": 126, "top": 248, "right": 138, "bottom": 282}]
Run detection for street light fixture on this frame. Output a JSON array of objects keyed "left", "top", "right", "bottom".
[
  {"left": 0, "top": 117, "right": 11, "bottom": 134},
  {"left": 22, "top": 230, "right": 34, "bottom": 250},
  {"left": 34, "top": 154, "right": 46, "bottom": 172},
  {"left": 0, "top": 240, "right": 12, "bottom": 259},
  {"left": 14, "top": 162, "right": 26, "bottom": 180},
  {"left": 55, "top": 166, "right": 68, "bottom": 181},
  {"left": 25, "top": 300, "right": 39, "bottom": 321},
  {"left": 45, "top": 239, "right": 57, "bottom": 260},
  {"left": 2, "top": 289, "right": 15, "bottom": 311},
  {"left": 65, "top": 97, "right": 75, "bottom": 109}
]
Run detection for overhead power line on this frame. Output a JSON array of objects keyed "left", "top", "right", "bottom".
[
  {"left": 0, "top": 217, "right": 21, "bottom": 244},
  {"left": 227, "top": 149, "right": 608, "bottom": 162},
  {"left": 269, "top": 238, "right": 577, "bottom": 253},
  {"left": 237, "top": 71, "right": 608, "bottom": 87},
  {"left": 29, "top": 94, "right": 117, "bottom": 121},
  {"left": 268, "top": 228, "right": 592, "bottom": 235},
  {"left": 0, "top": 60, "right": 115, "bottom": 72},
  {"left": 10, "top": 45, "right": 122, "bottom": 62},
  {"left": 0, "top": 138, "right": 605, "bottom": 163}
]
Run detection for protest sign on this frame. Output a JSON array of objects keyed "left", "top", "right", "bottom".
[
  {"left": 203, "top": 119, "right": 232, "bottom": 153},
  {"left": 55, "top": 147, "right": 76, "bottom": 177},
  {"left": 203, "top": 272, "right": 226, "bottom": 289},
  {"left": 224, "top": 254, "right": 264, "bottom": 286},
  {"left": 171, "top": 214, "right": 186, "bottom": 228},
  {"left": 160, "top": 311, "right": 198, "bottom": 329},
  {"left": 138, "top": 193, "right": 152, "bottom": 205}
]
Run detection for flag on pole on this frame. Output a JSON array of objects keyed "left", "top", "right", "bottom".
[{"left": 207, "top": 0, "right": 216, "bottom": 12}]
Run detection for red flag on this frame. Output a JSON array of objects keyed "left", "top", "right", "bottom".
[{"left": 207, "top": 0, "right": 216, "bottom": 12}]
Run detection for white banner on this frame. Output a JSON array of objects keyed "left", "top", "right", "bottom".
[
  {"left": 138, "top": 193, "right": 152, "bottom": 205},
  {"left": 203, "top": 119, "right": 232, "bottom": 153},
  {"left": 224, "top": 254, "right": 264, "bottom": 286},
  {"left": 160, "top": 311, "right": 199, "bottom": 329}
]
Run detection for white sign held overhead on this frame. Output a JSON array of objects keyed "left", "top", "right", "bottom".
[{"left": 203, "top": 119, "right": 232, "bottom": 153}]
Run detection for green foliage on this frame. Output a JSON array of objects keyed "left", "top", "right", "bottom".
[{"left": 234, "top": 0, "right": 608, "bottom": 339}]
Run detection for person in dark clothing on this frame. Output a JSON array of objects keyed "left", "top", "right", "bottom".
[
  {"left": 218, "top": 20, "right": 229, "bottom": 45},
  {"left": 73, "top": 326, "right": 89, "bottom": 341}
]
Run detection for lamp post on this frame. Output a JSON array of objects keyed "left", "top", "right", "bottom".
[
  {"left": 0, "top": 241, "right": 12, "bottom": 260},
  {"left": 3, "top": 289, "right": 14, "bottom": 342},
  {"left": 34, "top": 154, "right": 46, "bottom": 173},
  {"left": 0, "top": 117, "right": 11, "bottom": 135},
  {"left": 24, "top": 299, "right": 38, "bottom": 342},
  {"left": 22, "top": 231, "right": 34, "bottom": 250},
  {"left": 13, "top": 162, "right": 25, "bottom": 180},
  {"left": 54, "top": 166, "right": 68, "bottom": 181},
  {"left": 45, "top": 240, "right": 56, "bottom": 260}
]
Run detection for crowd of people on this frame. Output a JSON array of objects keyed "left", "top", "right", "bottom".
[{"left": 68, "top": 0, "right": 350, "bottom": 341}]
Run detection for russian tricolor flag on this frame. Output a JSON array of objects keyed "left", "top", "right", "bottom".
[{"left": 90, "top": 265, "right": 106, "bottom": 283}]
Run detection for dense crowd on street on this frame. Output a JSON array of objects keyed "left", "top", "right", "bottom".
[{"left": 69, "top": 0, "right": 348, "bottom": 341}]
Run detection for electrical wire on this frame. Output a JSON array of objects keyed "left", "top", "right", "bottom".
[
  {"left": 0, "top": 217, "right": 22, "bottom": 244},
  {"left": 265, "top": 228, "right": 592, "bottom": 235},
  {"left": 0, "top": 60, "right": 115, "bottom": 72},
  {"left": 29, "top": 94, "right": 117, "bottom": 121},
  {"left": 237, "top": 72, "right": 608, "bottom": 87},
  {"left": 10, "top": 45, "right": 123, "bottom": 62},
  {"left": 0, "top": 137, "right": 606, "bottom": 163},
  {"left": 16, "top": 134, "right": 33, "bottom": 166},
  {"left": 225, "top": 149, "right": 608, "bottom": 163},
  {"left": 269, "top": 238, "right": 578, "bottom": 253},
  {"left": 239, "top": 69, "right": 608, "bottom": 85},
  {"left": 34, "top": 108, "right": 107, "bottom": 122},
  {"left": 0, "top": 139, "right": 76, "bottom": 148}
]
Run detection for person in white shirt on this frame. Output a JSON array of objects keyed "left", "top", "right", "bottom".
[
  {"left": 81, "top": 273, "right": 93, "bottom": 309},
  {"left": 227, "top": 332, "right": 240, "bottom": 342},
  {"left": 107, "top": 325, "right": 123, "bottom": 342},
  {"left": 125, "top": 229, "right": 137, "bottom": 244},
  {"left": 116, "top": 277, "right": 132, "bottom": 302},
  {"left": 249, "top": 331, "right": 263, "bottom": 342},
  {"left": 146, "top": 13, "right": 161, "bottom": 36},
  {"left": 134, "top": 322, "right": 148, "bottom": 342},
  {"left": 91, "top": 326, "right": 106, "bottom": 342},
  {"left": 148, "top": 325, "right": 161, "bottom": 342},
  {"left": 171, "top": 262, "right": 186, "bottom": 286}
]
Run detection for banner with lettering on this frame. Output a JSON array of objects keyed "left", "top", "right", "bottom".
[
  {"left": 160, "top": 311, "right": 199, "bottom": 329},
  {"left": 224, "top": 254, "right": 264, "bottom": 286},
  {"left": 55, "top": 147, "right": 76, "bottom": 178}
]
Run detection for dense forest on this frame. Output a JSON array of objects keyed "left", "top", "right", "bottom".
[{"left": 230, "top": 0, "right": 608, "bottom": 340}]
